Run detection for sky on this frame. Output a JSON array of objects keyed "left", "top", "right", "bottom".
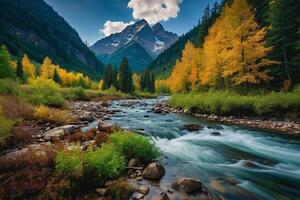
[{"left": 44, "top": 0, "right": 215, "bottom": 45}]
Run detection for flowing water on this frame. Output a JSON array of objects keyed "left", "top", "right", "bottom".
[{"left": 107, "top": 97, "right": 300, "bottom": 200}]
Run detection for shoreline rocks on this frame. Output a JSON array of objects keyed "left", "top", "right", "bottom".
[
  {"left": 142, "top": 162, "right": 166, "bottom": 180},
  {"left": 152, "top": 102, "right": 300, "bottom": 136}
]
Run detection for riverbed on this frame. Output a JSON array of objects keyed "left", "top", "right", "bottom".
[{"left": 106, "top": 97, "right": 300, "bottom": 200}]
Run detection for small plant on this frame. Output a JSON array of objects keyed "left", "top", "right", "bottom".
[
  {"left": 106, "top": 178, "right": 135, "bottom": 200},
  {"left": 84, "top": 144, "right": 125, "bottom": 180},
  {"left": 108, "top": 131, "right": 159, "bottom": 163},
  {"left": 55, "top": 147, "right": 83, "bottom": 178}
]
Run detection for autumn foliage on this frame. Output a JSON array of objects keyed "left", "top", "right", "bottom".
[{"left": 157, "top": 0, "right": 277, "bottom": 93}]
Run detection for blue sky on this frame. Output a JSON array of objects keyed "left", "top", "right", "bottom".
[{"left": 45, "top": 0, "right": 215, "bottom": 45}]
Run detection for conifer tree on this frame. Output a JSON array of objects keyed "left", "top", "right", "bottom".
[
  {"left": 119, "top": 57, "right": 133, "bottom": 93},
  {"left": 267, "top": 0, "right": 300, "bottom": 85},
  {"left": 0, "top": 45, "right": 16, "bottom": 80},
  {"left": 53, "top": 68, "right": 62, "bottom": 85},
  {"left": 103, "top": 64, "right": 114, "bottom": 90},
  {"left": 16, "top": 58, "right": 24, "bottom": 80}
]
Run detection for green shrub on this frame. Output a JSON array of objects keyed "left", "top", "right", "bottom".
[
  {"left": 26, "top": 78, "right": 64, "bottom": 107},
  {"left": 108, "top": 131, "right": 159, "bottom": 163},
  {"left": 55, "top": 147, "right": 83, "bottom": 178},
  {"left": 62, "top": 87, "right": 88, "bottom": 101},
  {"left": 84, "top": 144, "right": 125, "bottom": 180},
  {"left": 0, "top": 79, "right": 20, "bottom": 96}
]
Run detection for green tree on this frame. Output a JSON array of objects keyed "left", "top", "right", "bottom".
[
  {"left": 0, "top": 45, "right": 16, "bottom": 80},
  {"left": 103, "top": 64, "right": 114, "bottom": 90},
  {"left": 267, "top": 0, "right": 300, "bottom": 85},
  {"left": 53, "top": 68, "right": 62, "bottom": 85},
  {"left": 119, "top": 57, "right": 133, "bottom": 93},
  {"left": 16, "top": 58, "right": 24, "bottom": 80}
]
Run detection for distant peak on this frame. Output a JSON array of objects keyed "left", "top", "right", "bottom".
[
  {"left": 136, "top": 19, "right": 148, "bottom": 25},
  {"left": 152, "top": 22, "right": 165, "bottom": 33}
]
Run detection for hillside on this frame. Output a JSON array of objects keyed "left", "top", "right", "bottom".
[{"left": 0, "top": 0, "right": 105, "bottom": 79}]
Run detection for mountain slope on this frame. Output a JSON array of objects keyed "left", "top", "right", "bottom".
[
  {"left": 98, "top": 41, "right": 153, "bottom": 72},
  {"left": 0, "top": 0, "right": 104, "bottom": 79},
  {"left": 90, "top": 20, "right": 178, "bottom": 72}
]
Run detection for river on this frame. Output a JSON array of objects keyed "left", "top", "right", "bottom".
[{"left": 106, "top": 97, "right": 300, "bottom": 200}]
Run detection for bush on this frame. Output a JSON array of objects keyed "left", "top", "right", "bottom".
[
  {"left": 0, "top": 115, "right": 14, "bottom": 145},
  {"left": 0, "top": 79, "right": 20, "bottom": 96},
  {"left": 34, "top": 105, "right": 73, "bottom": 125},
  {"left": 108, "top": 131, "right": 159, "bottom": 163},
  {"left": 0, "top": 96, "right": 35, "bottom": 120},
  {"left": 55, "top": 147, "right": 83, "bottom": 178},
  {"left": 26, "top": 78, "right": 64, "bottom": 107},
  {"left": 62, "top": 87, "right": 89, "bottom": 101},
  {"left": 84, "top": 144, "right": 125, "bottom": 180}
]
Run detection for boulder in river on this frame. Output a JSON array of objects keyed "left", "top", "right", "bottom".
[
  {"left": 211, "top": 131, "right": 221, "bottom": 136},
  {"left": 153, "top": 107, "right": 163, "bottom": 114},
  {"left": 142, "top": 162, "right": 165, "bottom": 180},
  {"left": 172, "top": 178, "right": 202, "bottom": 194},
  {"left": 184, "top": 124, "right": 202, "bottom": 132}
]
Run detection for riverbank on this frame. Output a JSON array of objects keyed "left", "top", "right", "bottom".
[
  {"left": 152, "top": 101, "right": 300, "bottom": 136},
  {"left": 0, "top": 98, "right": 219, "bottom": 200}
]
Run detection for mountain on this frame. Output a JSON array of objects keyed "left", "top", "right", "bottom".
[
  {"left": 0, "top": 0, "right": 105, "bottom": 79},
  {"left": 90, "top": 20, "right": 178, "bottom": 72}
]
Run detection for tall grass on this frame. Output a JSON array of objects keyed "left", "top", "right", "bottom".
[{"left": 169, "top": 89, "right": 300, "bottom": 118}]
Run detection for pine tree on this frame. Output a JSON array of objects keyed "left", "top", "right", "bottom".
[
  {"left": 267, "top": 0, "right": 300, "bottom": 85},
  {"left": 53, "top": 68, "right": 62, "bottom": 85},
  {"left": 0, "top": 45, "right": 16, "bottom": 80},
  {"left": 16, "top": 58, "right": 24, "bottom": 80},
  {"left": 119, "top": 57, "right": 133, "bottom": 93},
  {"left": 103, "top": 64, "right": 114, "bottom": 90}
]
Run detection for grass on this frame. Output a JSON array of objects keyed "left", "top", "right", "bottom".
[{"left": 169, "top": 89, "right": 300, "bottom": 118}]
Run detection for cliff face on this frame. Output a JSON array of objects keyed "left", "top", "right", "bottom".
[{"left": 0, "top": 0, "right": 104, "bottom": 79}]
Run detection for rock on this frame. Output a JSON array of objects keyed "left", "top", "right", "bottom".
[
  {"left": 43, "top": 129, "right": 64, "bottom": 142},
  {"left": 142, "top": 162, "right": 165, "bottom": 180},
  {"left": 128, "top": 158, "right": 139, "bottom": 167},
  {"left": 241, "top": 160, "right": 257, "bottom": 168},
  {"left": 184, "top": 124, "right": 201, "bottom": 132},
  {"left": 51, "top": 125, "right": 79, "bottom": 134},
  {"left": 132, "top": 192, "right": 144, "bottom": 200},
  {"left": 153, "top": 107, "right": 163, "bottom": 114},
  {"left": 184, "top": 109, "right": 191, "bottom": 115},
  {"left": 98, "top": 122, "right": 114, "bottom": 133},
  {"left": 152, "top": 193, "right": 170, "bottom": 200},
  {"left": 144, "top": 115, "right": 150, "bottom": 118},
  {"left": 172, "top": 178, "right": 202, "bottom": 194},
  {"left": 138, "top": 185, "right": 149, "bottom": 195},
  {"left": 95, "top": 188, "right": 107, "bottom": 196},
  {"left": 81, "top": 113, "right": 96, "bottom": 122},
  {"left": 211, "top": 131, "right": 221, "bottom": 136}
]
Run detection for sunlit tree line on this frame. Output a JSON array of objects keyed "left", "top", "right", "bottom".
[
  {"left": 156, "top": 0, "right": 300, "bottom": 93},
  {"left": 0, "top": 45, "right": 99, "bottom": 89}
]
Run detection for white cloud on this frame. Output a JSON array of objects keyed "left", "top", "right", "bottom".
[
  {"left": 128, "top": 0, "right": 182, "bottom": 25},
  {"left": 100, "top": 20, "right": 135, "bottom": 37}
]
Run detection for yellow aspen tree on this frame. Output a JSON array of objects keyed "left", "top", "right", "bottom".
[
  {"left": 222, "top": 0, "right": 277, "bottom": 91},
  {"left": 132, "top": 73, "right": 141, "bottom": 92},
  {"left": 201, "top": 13, "right": 232, "bottom": 88},
  {"left": 40, "top": 57, "right": 54, "bottom": 79},
  {"left": 98, "top": 79, "right": 104, "bottom": 90},
  {"left": 22, "top": 54, "right": 36, "bottom": 78}
]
